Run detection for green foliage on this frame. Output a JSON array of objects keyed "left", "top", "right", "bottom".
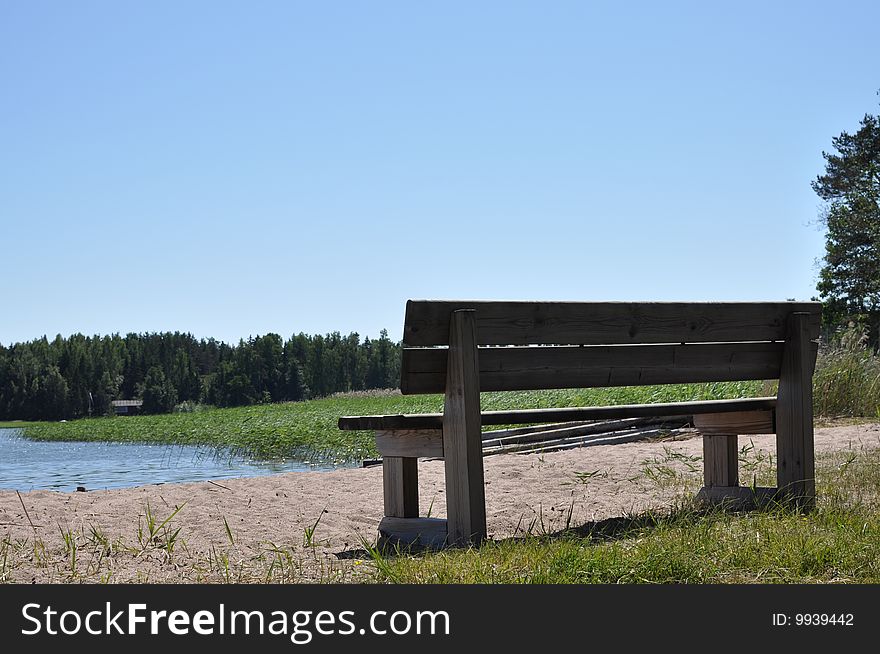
[
  {"left": 92, "top": 371, "right": 121, "bottom": 417},
  {"left": 141, "top": 366, "right": 178, "bottom": 414},
  {"left": 813, "top": 92, "right": 880, "bottom": 334},
  {"left": 0, "top": 329, "right": 400, "bottom": 421},
  {"left": 813, "top": 323, "right": 880, "bottom": 417},
  {"left": 34, "top": 365, "right": 68, "bottom": 421},
  {"left": 137, "top": 501, "right": 185, "bottom": 556}
]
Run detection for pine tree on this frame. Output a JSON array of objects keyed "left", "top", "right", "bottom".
[{"left": 813, "top": 92, "right": 880, "bottom": 337}]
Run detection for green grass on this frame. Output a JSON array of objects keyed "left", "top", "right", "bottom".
[
  {"left": 16, "top": 382, "right": 763, "bottom": 463},
  {"left": 371, "top": 446, "right": 880, "bottom": 584},
  {"left": 813, "top": 325, "right": 880, "bottom": 418}
]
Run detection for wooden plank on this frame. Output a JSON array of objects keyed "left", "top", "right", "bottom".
[
  {"left": 338, "top": 396, "right": 778, "bottom": 431},
  {"left": 403, "top": 300, "right": 822, "bottom": 346},
  {"left": 695, "top": 486, "right": 780, "bottom": 510},
  {"left": 378, "top": 517, "right": 448, "bottom": 550},
  {"left": 693, "top": 410, "right": 775, "bottom": 435},
  {"left": 442, "top": 310, "right": 487, "bottom": 546},
  {"left": 504, "top": 427, "right": 695, "bottom": 455},
  {"left": 484, "top": 427, "right": 670, "bottom": 455},
  {"left": 482, "top": 418, "right": 642, "bottom": 446},
  {"left": 375, "top": 430, "right": 443, "bottom": 457},
  {"left": 401, "top": 341, "right": 784, "bottom": 394},
  {"left": 481, "top": 417, "right": 685, "bottom": 448},
  {"left": 382, "top": 457, "right": 419, "bottom": 518},
  {"left": 479, "top": 420, "right": 595, "bottom": 440},
  {"left": 776, "top": 312, "right": 817, "bottom": 510},
  {"left": 703, "top": 435, "right": 738, "bottom": 487}
]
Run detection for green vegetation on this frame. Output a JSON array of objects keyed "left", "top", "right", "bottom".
[
  {"left": 814, "top": 324, "right": 880, "bottom": 417},
  {"left": 813, "top": 92, "right": 880, "bottom": 336},
  {"left": 17, "top": 383, "right": 762, "bottom": 463},
  {"left": 0, "top": 329, "right": 400, "bottom": 422},
  {"left": 371, "top": 445, "right": 880, "bottom": 584}
]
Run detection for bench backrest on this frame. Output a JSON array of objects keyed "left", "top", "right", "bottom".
[{"left": 400, "top": 301, "right": 821, "bottom": 395}]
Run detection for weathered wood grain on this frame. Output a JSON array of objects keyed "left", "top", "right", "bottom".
[
  {"left": 776, "top": 312, "right": 818, "bottom": 509},
  {"left": 479, "top": 420, "right": 594, "bottom": 440},
  {"left": 481, "top": 417, "right": 667, "bottom": 448},
  {"left": 378, "top": 517, "right": 448, "bottom": 550},
  {"left": 483, "top": 427, "right": 670, "bottom": 455},
  {"left": 382, "top": 457, "right": 418, "bottom": 518},
  {"left": 401, "top": 341, "right": 784, "bottom": 394},
  {"left": 403, "top": 300, "right": 821, "bottom": 346},
  {"left": 375, "top": 429, "right": 443, "bottom": 457},
  {"left": 442, "top": 310, "right": 487, "bottom": 546},
  {"left": 703, "top": 435, "right": 739, "bottom": 487},
  {"left": 693, "top": 410, "right": 775, "bottom": 435}
]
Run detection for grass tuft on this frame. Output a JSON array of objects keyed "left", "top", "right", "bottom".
[{"left": 814, "top": 324, "right": 880, "bottom": 418}]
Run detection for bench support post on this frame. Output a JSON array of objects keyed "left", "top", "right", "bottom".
[
  {"left": 776, "top": 312, "right": 816, "bottom": 510},
  {"left": 693, "top": 410, "right": 777, "bottom": 507},
  {"left": 442, "top": 309, "right": 487, "bottom": 546},
  {"left": 383, "top": 457, "right": 419, "bottom": 518},
  {"left": 702, "top": 434, "right": 738, "bottom": 487}
]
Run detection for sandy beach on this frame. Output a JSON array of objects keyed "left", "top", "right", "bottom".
[{"left": 2, "top": 422, "right": 878, "bottom": 583}]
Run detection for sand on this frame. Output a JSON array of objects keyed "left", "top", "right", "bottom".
[{"left": 1, "top": 422, "right": 878, "bottom": 583}]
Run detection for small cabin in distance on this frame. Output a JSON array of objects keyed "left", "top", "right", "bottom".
[{"left": 111, "top": 399, "right": 143, "bottom": 416}]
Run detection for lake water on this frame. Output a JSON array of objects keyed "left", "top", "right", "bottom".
[{"left": 0, "top": 428, "right": 344, "bottom": 492}]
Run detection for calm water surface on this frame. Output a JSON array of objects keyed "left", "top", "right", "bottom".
[{"left": 0, "top": 428, "right": 344, "bottom": 492}]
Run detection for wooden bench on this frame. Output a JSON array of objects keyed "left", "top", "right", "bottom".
[{"left": 339, "top": 300, "right": 821, "bottom": 548}]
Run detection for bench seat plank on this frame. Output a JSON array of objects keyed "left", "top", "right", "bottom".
[{"left": 339, "top": 396, "right": 778, "bottom": 431}]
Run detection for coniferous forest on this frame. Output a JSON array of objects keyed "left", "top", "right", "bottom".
[{"left": 0, "top": 330, "right": 401, "bottom": 421}]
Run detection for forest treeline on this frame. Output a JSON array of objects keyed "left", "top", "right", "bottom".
[{"left": 0, "top": 330, "right": 401, "bottom": 421}]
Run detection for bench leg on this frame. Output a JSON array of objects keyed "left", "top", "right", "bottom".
[
  {"left": 383, "top": 457, "right": 418, "bottom": 518},
  {"left": 693, "top": 411, "right": 776, "bottom": 509},
  {"left": 703, "top": 434, "right": 738, "bottom": 488},
  {"left": 442, "top": 309, "right": 487, "bottom": 546},
  {"left": 378, "top": 457, "right": 449, "bottom": 550},
  {"left": 698, "top": 435, "right": 783, "bottom": 509},
  {"left": 776, "top": 312, "right": 816, "bottom": 510}
]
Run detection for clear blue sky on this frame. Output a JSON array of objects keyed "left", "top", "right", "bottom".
[{"left": 1, "top": 1, "right": 877, "bottom": 345}]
